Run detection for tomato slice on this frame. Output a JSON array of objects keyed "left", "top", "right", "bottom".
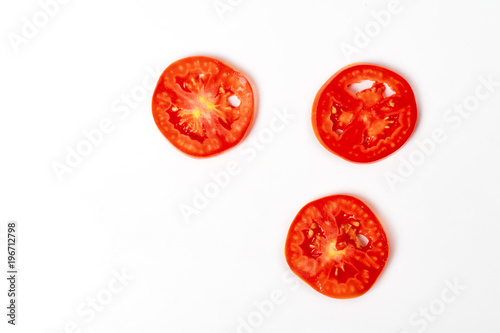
[
  {"left": 152, "top": 56, "right": 255, "bottom": 157},
  {"left": 285, "top": 195, "right": 389, "bottom": 299},
  {"left": 312, "top": 63, "right": 417, "bottom": 163}
]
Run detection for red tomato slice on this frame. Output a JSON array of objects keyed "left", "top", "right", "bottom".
[
  {"left": 285, "top": 195, "right": 389, "bottom": 299},
  {"left": 312, "top": 63, "right": 417, "bottom": 163},
  {"left": 152, "top": 56, "right": 255, "bottom": 157}
]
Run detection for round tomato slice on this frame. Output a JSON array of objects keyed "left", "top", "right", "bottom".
[
  {"left": 152, "top": 56, "right": 255, "bottom": 157},
  {"left": 312, "top": 63, "right": 417, "bottom": 163},
  {"left": 285, "top": 195, "right": 389, "bottom": 299}
]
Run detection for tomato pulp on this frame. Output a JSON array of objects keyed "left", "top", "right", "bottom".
[
  {"left": 285, "top": 195, "right": 389, "bottom": 299},
  {"left": 152, "top": 56, "right": 255, "bottom": 157},
  {"left": 312, "top": 63, "right": 417, "bottom": 163}
]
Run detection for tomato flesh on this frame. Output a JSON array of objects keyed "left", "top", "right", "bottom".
[
  {"left": 152, "top": 56, "right": 255, "bottom": 157},
  {"left": 285, "top": 195, "right": 389, "bottom": 299},
  {"left": 312, "top": 63, "right": 417, "bottom": 163}
]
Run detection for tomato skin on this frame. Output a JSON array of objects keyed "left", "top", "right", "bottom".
[
  {"left": 312, "top": 63, "right": 417, "bottom": 163},
  {"left": 285, "top": 195, "right": 389, "bottom": 299},
  {"left": 152, "top": 56, "right": 256, "bottom": 158}
]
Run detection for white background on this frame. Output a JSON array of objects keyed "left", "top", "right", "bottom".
[{"left": 1, "top": 0, "right": 500, "bottom": 332}]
